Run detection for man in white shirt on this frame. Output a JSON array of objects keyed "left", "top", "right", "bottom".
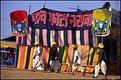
[
  {"left": 71, "top": 44, "right": 85, "bottom": 76},
  {"left": 93, "top": 43, "right": 107, "bottom": 79},
  {"left": 32, "top": 42, "right": 45, "bottom": 72}
]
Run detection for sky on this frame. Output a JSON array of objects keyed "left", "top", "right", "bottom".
[{"left": 1, "top": 1, "right": 120, "bottom": 39}]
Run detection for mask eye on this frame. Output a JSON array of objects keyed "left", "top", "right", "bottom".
[
  {"left": 105, "top": 20, "right": 108, "bottom": 24},
  {"left": 22, "top": 21, "right": 24, "bottom": 23},
  {"left": 94, "top": 28, "right": 98, "bottom": 32}
]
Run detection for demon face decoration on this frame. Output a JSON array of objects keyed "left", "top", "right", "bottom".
[
  {"left": 91, "top": 9, "right": 112, "bottom": 37},
  {"left": 10, "top": 10, "right": 28, "bottom": 36}
]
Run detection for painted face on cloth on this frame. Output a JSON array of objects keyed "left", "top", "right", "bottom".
[{"left": 91, "top": 9, "right": 112, "bottom": 37}]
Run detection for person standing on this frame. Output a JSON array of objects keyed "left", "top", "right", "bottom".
[
  {"left": 93, "top": 43, "right": 107, "bottom": 78},
  {"left": 32, "top": 42, "right": 45, "bottom": 72},
  {"left": 7, "top": 50, "right": 14, "bottom": 68},
  {"left": 71, "top": 44, "right": 85, "bottom": 76},
  {"left": 49, "top": 42, "right": 60, "bottom": 73}
]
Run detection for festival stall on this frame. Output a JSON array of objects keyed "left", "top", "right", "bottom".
[{"left": 10, "top": 3, "right": 112, "bottom": 74}]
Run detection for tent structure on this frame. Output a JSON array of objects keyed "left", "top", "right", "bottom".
[
  {"left": 0, "top": 36, "right": 16, "bottom": 49},
  {"left": 12, "top": 8, "right": 101, "bottom": 73}
]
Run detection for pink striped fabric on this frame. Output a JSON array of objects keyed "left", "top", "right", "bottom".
[
  {"left": 60, "top": 31, "right": 64, "bottom": 46},
  {"left": 35, "top": 29, "right": 39, "bottom": 42},
  {"left": 84, "top": 30, "right": 89, "bottom": 45},
  {"left": 42, "top": 29, "right": 47, "bottom": 46},
  {"left": 67, "top": 30, "right": 72, "bottom": 45},
  {"left": 16, "top": 36, "right": 19, "bottom": 44},
  {"left": 58, "top": 31, "right": 61, "bottom": 46}
]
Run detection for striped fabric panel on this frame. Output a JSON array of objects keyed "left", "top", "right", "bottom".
[
  {"left": 46, "top": 48, "right": 50, "bottom": 65},
  {"left": 39, "top": 29, "right": 43, "bottom": 46},
  {"left": 50, "top": 30, "right": 55, "bottom": 46},
  {"left": 89, "top": 48, "right": 95, "bottom": 65},
  {"left": 47, "top": 29, "right": 50, "bottom": 47},
  {"left": 42, "top": 47, "right": 50, "bottom": 65},
  {"left": 64, "top": 30, "right": 68, "bottom": 46},
  {"left": 17, "top": 46, "right": 22, "bottom": 68},
  {"left": 92, "top": 48, "right": 99, "bottom": 65},
  {"left": 62, "top": 47, "right": 68, "bottom": 63},
  {"left": 21, "top": 37, "right": 24, "bottom": 44},
  {"left": 80, "top": 30, "right": 84, "bottom": 45},
  {"left": 58, "top": 31, "right": 61, "bottom": 46},
  {"left": 18, "top": 37, "right": 22, "bottom": 44},
  {"left": 23, "top": 46, "right": 28, "bottom": 69},
  {"left": 60, "top": 30, "right": 64, "bottom": 46},
  {"left": 72, "top": 29, "right": 76, "bottom": 44},
  {"left": 84, "top": 30, "right": 89, "bottom": 45},
  {"left": 23, "top": 35, "right": 27, "bottom": 45},
  {"left": 17, "top": 46, "right": 28, "bottom": 69},
  {"left": 16, "top": 36, "right": 19, "bottom": 44},
  {"left": 88, "top": 30, "right": 93, "bottom": 47},
  {"left": 27, "top": 27, "right": 32, "bottom": 45},
  {"left": 93, "top": 35, "right": 98, "bottom": 47},
  {"left": 25, "top": 46, "right": 31, "bottom": 69},
  {"left": 79, "top": 45, "right": 89, "bottom": 65},
  {"left": 42, "top": 29, "right": 47, "bottom": 46},
  {"left": 87, "top": 48, "right": 93, "bottom": 65},
  {"left": 35, "top": 29, "right": 39, "bottom": 43},
  {"left": 59, "top": 47, "right": 65, "bottom": 63},
  {"left": 76, "top": 30, "right": 81, "bottom": 45},
  {"left": 28, "top": 47, "right": 34, "bottom": 69},
  {"left": 14, "top": 46, "right": 19, "bottom": 68},
  {"left": 31, "top": 27, "right": 35, "bottom": 45},
  {"left": 67, "top": 30, "right": 72, "bottom": 45},
  {"left": 19, "top": 46, "right": 26, "bottom": 69},
  {"left": 17, "top": 29, "right": 93, "bottom": 47},
  {"left": 55, "top": 30, "right": 58, "bottom": 46},
  {"left": 66, "top": 45, "right": 74, "bottom": 64}
]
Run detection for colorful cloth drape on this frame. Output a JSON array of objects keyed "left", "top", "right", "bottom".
[{"left": 15, "top": 45, "right": 99, "bottom": 69}]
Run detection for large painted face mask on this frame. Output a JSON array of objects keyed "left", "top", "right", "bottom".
[
  {"left": 91, "top": 9, "right": 112, "bottom": 37},
  {"left": 10, "top": 10, "right": 28, "bottom": 36}
]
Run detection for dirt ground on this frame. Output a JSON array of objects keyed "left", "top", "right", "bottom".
[{"left": 1, "top": 68, "right": 120, "bottom": 79}]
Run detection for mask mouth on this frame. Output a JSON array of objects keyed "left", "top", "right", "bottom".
[
  {"left": 91, "top": 31, "right": 110, "bottom": 37},
  {"left": 17, "top": 24, "right": 22, "bottom": 31}
]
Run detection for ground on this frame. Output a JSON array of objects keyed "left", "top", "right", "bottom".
[{"left": 1, "top": 68, "right": 120, "bottom": 79}]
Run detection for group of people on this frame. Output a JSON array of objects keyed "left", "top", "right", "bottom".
[
  {"left": 32, "top": 41, "right": 107, "bottom": 78},
  {"left": 1, "top": 50, "right": 14, "bottom": 68},
  {"left": 32, "top": 42, "right": 60, "bottom": 73}
]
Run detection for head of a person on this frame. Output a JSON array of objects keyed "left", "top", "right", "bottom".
[
  {"left": 52, "top": 42, "right": 57, "bottom": 47},
  {"left": 98, "top": 43, "right": 104, "bottom": 49},
  {"left": 72, "top": 44, "right": 78, "bottom": 51},
  {"left": 35, "top": 50, "right": 40, "bottom": 56},
  {"left": 34, "top": 42, "right": 39, "bottom": 46}
]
